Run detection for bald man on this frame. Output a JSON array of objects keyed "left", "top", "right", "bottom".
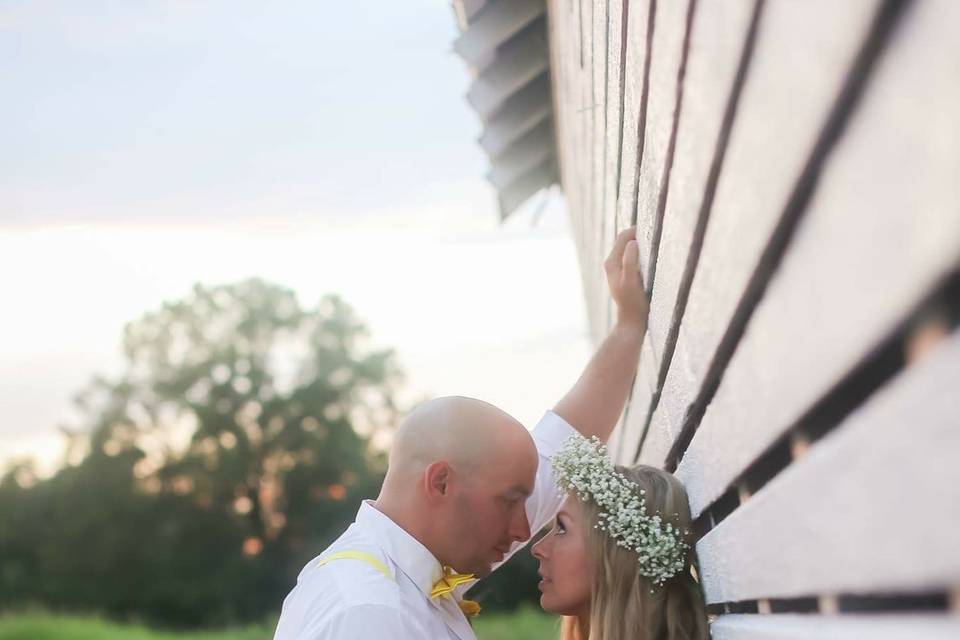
[{"left": 273, "top": 227, "right": 647, "bottom": 640}]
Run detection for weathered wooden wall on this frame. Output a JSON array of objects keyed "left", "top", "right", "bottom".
[{"left": 547, "top": 0, "right": 960, "bottom": 634}]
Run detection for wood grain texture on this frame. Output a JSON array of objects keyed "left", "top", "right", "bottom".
[
  {"left": 588, "top": 0, "right": 609, "bottom": 345},
  {"left": 602, "top": 0, "right": 625, "bottom": 247},
  {"left": 549, "top": 0, "right": 592, "bottom": 336},
  {"left": 632, "top": 0, "right": 690, "bottom": 290},
  {"left": 635, "top": 0, "right": 759, "bottom": 465},
  {"left": 651, "top": 0, "right": 881, "bottom": 470},
  {"left": 613, "top": 331, "right": 657, "bottom": 464},
  {"left": 613, "top": 0, "right": 653, "bottom": 237},
  {"left": 697, "top": 331, "right": 960, "bottom": 603},
  {"left": 544, "top": 0, "right": 960, "bottom": 628},
  {"left": 643, "top": 0, "right": 756, "bottom": 369},
  {"left": 677, "top": 0, "right": 960, "bottom": 518},
  {"left": 711, "top": 614, "right": 960, "bottom": 640}
]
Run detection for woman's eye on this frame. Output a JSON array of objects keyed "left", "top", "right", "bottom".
[{"left": 555, "top": 518, "right": 566, "bottom": 535}]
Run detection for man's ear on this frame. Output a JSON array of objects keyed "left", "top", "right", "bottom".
[{"left": 424, "top": 461, "right": 452, "bottom": 499}]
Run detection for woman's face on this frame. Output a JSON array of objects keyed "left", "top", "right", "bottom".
[{"left": 531, "top": 495, "right": 592, "bottom": 617}]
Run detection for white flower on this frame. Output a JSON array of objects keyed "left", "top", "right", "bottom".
[{"left": 551, "top": 434, "right": 689, "bottom": 586}]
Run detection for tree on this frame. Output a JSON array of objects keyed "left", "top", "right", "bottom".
[{"left": 0, "top": 279, "right": 403, "bottom": 626}]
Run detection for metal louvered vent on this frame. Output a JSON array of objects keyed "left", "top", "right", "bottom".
[{"left": 452, "top": 0, "right": 558, "bottom": 221}]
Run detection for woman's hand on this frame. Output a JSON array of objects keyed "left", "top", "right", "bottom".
[{"left": 604, "top": 226, "right": 649, "bottom": 331}]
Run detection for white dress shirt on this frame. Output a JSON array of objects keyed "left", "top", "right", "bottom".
[{"left": 272, "top": 410, "right": 575, "bottom": 640}]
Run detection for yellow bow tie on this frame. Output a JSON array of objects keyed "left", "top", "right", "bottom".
[{"left": 430, "top": 568, "right": 481, "bottom": 617}]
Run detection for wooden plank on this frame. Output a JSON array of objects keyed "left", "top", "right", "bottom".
[
  {"left": 632, "top": 0, "right": 757, "bottom": 465},
  {"left": 614, "top": 0, "right": 687, "bottom": 464},
  {"left": 652, "top": 0, "right": 882, "bottom": 462},
  {"left": 696, "top": 330, "right": 960, "bottom": 603},
  {"left": 711, "top": 614, "right": 960, "bottom": 640},
  {"left": 648, "top": 0, "right": 883, "bottom": 472},
  {"left": 560, "top": 0, "right": 583, "bottom": 188},
  {"left": 636, "top": 398, "right": 672, "bottom": 467},
  {"left": 606, "top": 298, "right": 637, "bottom": 460},
  {"left": 569, "top": 5, "right": 590, "bottom": 341},
  {"left": 643, "top": 0, "right": 756, "bottom": 370},
  {"left": 599, "top": 0, "right": 619, "bottom": 343},
  {"left": 612, "top": 331, "right": 656, "bottom": 464},
  {"left": 548, "top": 0, "right": 591, "bottom": 328},
  {"left": 612, "top": 0, "right": 650, "bottom": 235},
  {"left": 605, "top": 392, "right": 626, "bottom": 462},
  {"left": 552, "top": 18, "right": 577, "bottom": 240},
  {"left": 602, "top": 0, "right": 625, "bottom": 243},
  {"left": 676, "top": 0, "right": 960, "bottom": 517},
  {"left": 613, "top": 0, "right": 653, "bottom": 237},
  {"left": 571, "top": 0, "right": 598, "bottom": 343},
  {"left": 630, "top": 0, "right": 691, "bottom": 289},
  {"left": 600, "top": 0, "right": 625, "bottom": 337},
  {"left": 599, "top": 0, "right": 620, "bottom": 333},
  {"left": 588, "top": 0, "right": 609, "bottom": 345}
]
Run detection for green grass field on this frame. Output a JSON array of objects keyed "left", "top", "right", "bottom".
[{"left": 0, "top": 608, "right": 558, "bottom": 640}]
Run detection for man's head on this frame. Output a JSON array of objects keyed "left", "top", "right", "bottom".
[{"left": 375, "top": 396, "right": 538, "bottom": 577}]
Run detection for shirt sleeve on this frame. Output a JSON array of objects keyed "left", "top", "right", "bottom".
[
  {"left": 492, "top": 410, "right": 575, "bottom": 570},
  {"left": 306, "top": 603, "right": 425, "bottom": 640}
]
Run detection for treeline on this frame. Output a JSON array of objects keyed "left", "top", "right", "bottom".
[
  {"left": 0, "top": 279, "right": 541, "bottom": 628},
  {"left": 0, "top": 280, "right": 395, "bottom": 627}
]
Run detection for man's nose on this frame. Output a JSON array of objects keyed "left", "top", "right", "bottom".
[{"left": 509, "top": 507, "right": 531, "bottom": 542}]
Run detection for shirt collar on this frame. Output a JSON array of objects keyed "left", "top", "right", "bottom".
[{"left": 356, "top": 500, "right": 445, "bottom": 598}]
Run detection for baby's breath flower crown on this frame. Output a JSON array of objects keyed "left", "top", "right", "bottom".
[{"left": 551, "top": 434, "right": 689, "bottom": 586}]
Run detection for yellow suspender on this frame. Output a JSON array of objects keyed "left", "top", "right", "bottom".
[
  {"left": 316, "top": 550, "right": 394, "bottom": 581},
  {"left": 318, "top": 549, "right": 482, "bottom": 618}
]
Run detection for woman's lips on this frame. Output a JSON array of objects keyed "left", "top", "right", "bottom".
[{"left": 537, "top": 577, "right": 551, "bottom": 591}]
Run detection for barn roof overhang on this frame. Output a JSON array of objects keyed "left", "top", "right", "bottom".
[{"left": 451, "top": 0, "right": 559, "bottom": 221}]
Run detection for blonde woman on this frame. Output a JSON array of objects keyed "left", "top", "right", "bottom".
[{"left": 532, "top": 436, "right": 709, "bottom": 640}]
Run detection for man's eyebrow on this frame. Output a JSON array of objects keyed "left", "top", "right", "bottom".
[{"left": 509, "top": 484, "right": 533, "bottom": 497}]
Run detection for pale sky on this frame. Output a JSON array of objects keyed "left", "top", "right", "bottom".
[{"left": 0, "top": 1, "right": 591, "bottom": 472}]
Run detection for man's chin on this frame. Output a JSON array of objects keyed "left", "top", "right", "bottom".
[
  {"left": 458, "top": 562, "right": 493, "bottom": 580},
  {"left": 457, "top": 552, "right": 502, "bottom": 577},
  {"left": 469, "top": 563, "right": 494, "bottom": 578}
]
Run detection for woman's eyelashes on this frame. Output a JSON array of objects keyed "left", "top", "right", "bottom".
[{"left": 554, "top": 515, "right": 567, "bottom": 535}]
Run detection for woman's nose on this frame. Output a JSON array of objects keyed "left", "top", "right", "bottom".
[{"left": 531, "top": 533, "right": 550, "bottom": 559}]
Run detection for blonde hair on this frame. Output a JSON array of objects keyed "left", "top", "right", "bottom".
[{"left": 560, "top": 464, "right": 709, "bottom": 640}]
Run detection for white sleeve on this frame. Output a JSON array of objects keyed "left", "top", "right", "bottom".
[
  {"left": 308, "top": 604, "right": 425, "bottom": 639},
  {"left": 494, "top": 410, "right": 575, "bottom": 569}
]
